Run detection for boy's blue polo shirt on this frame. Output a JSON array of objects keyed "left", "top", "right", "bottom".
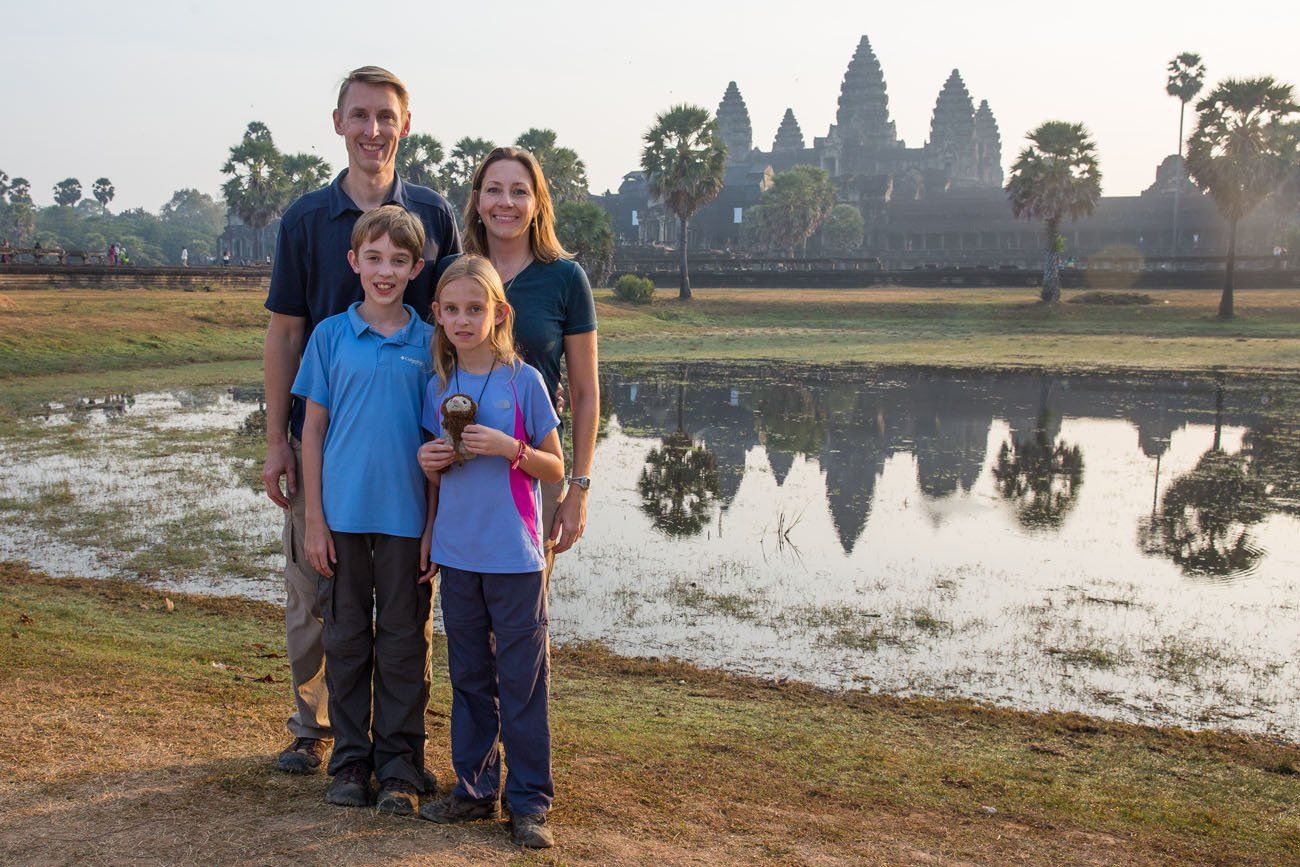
[
  {"left": 291, "top": 303, "right": 433, "bottom": 539},
  {"left": 267, "top": 169, "right": 461, "bottom": 439}
]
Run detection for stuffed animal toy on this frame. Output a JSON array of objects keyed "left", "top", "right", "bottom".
[{"left": 440, "top": 393, "right": 478, "bottom": 465}]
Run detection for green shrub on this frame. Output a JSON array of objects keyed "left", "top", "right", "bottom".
[{"left": 613, "top": 274, "right": 656, "bottom": 305}]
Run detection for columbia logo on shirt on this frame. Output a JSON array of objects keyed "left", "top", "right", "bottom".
[{"left": 400, "top": 355, "right": 428, "bottom": 370}]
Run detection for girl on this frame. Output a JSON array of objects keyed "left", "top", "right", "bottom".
[
  {"left": 415, "top": 255, "right": 564, "bottom": 849},
  {"left": 428, "top": 147, "right": 599, "bottom": 578}
]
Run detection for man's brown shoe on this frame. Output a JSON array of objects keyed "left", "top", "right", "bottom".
[
  {"left": 275, "top": 737, "right": 328, "bottom": 774},
  {"left": 376, "top": 779, "right": 420, "bottom": 816}
]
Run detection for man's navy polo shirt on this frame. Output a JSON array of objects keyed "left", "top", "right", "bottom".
[
  {"left": 290, "top": 303, "right": 433, "bottom": 539},
  {"left": 267, "top": 169, "right": 461, "bottom": 438}
]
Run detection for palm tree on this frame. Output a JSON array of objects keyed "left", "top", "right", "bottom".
[
  {"left": 1005, "top": 122, "right": 1102, "bottom": 304},
  {"left": 641, "top": 104, "right": 727, "bottom": 300},
  {"left": 515, "top": 128, "right": 588, "bottom": 203},
  {"left": 395, "top": 133, "right": 444, "bottom": 190},
  {"left": 92, "top": 177, "right": 115, "bottom": 213},
  {"left": 441, "top": 136, "right": 496, "bottom": 217},
  {"left": 1166, "top": 52, "right": 1206, "bottom": 254},
  {"left": 282, "top": 153, "right": 333, "bottom": 200},
  {"left": 221, "top": 122, "right": 288, "bottom": 261},
  {"left": 1185, "top": 77, "right": 1300, "bottom": 319},
  {"left": 53, "top": 177, "right": 82, "bottom": 207}
]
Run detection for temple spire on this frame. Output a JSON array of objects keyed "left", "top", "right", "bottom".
[
  {"left": 772, "top": 108, "right": 805, "bottom": 152},
  {"left": 835, "top": 36, "right": 898, "bottom": 149},
  {"left": 716, "top": 81, "right": 753, "bottom": 165},
  {"left": 974, "top": 99, "right": 1004, "bottom": 187},
  {"left": 927, "top": 69, "right": 978, "bottom": 183}
]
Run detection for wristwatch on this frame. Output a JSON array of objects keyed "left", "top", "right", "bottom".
[{"left": 566, "top": 476, "right": 592, "bottom": 491}]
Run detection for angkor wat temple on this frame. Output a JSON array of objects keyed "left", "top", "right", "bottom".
[{"left": 596, "top": 35, "right": 1286, "bottom": 266}]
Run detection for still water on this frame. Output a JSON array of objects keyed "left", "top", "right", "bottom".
[{"left": 2, "top": 364, "right": 1298, "bottom": 735}]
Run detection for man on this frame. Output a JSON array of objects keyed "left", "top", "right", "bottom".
[{"left": 262, "top": 65, "right": 460, "bottom": 777}]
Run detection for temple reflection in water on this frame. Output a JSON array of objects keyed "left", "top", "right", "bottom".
[{"left": 600, "top": 364, "right": 1297, "bottom": 578}]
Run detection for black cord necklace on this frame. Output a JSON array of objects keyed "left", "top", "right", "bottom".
[{"left": 453, "top": 358, "right": 496, "bottom": 407}]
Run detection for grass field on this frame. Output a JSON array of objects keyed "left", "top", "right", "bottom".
[
  {"left": 2, "top": 565, "right": 1298, "bottom": 866},
  {"left": 2, "top": 286, "right": 1300, "bottom": 385}
]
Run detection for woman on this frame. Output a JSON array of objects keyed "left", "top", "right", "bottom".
[{"left": 431, "top": 146, "right": 599, "bottom": 575}]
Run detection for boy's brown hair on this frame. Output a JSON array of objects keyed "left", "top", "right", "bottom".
[
  {"left": 337, "top": 65, "right": 410, "bottom": 114},
  {"left": 350, "top": 205, "right": 426, "bottom": 259}
]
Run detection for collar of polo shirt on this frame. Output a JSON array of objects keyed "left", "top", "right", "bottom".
[
  {"left": 327, "top": 169, "right": 411, "bottom": 220},
  {"left": 345, "top": 302, "right": 425, "bottom": 345}
]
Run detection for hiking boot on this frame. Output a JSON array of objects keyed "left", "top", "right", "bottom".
[
  {"left": 418, "top": 793, "right": 500, "bottom": 824},
  {"left": 510, "top": 812, "right": 555, "bottom": 849},
  {"left": 325, "top": 761, "right": 373, "bottom": 808},
  {"left": 275, "top": 737, "right": 328, "bottom": 774},
  {"left": 376, "top": 778, "right": 419, "bottom": 817},
  {"left": 419, "top": 767, "right": 438, "bottom": 794}
]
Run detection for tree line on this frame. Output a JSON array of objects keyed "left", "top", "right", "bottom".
[
  {"left": 0, "top": 170, "right": 224, "bottom": 266},
  {"left": 220, "top": 123, "right": 615, "bottom": 281}
]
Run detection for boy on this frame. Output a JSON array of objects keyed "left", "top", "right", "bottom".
[{"left": 291, "top": 206, "right": 436, "bottom": 815}]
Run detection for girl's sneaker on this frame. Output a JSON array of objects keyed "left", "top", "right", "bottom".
[{"left": 510, "top": 812, "right": 555, "bottom": 849}]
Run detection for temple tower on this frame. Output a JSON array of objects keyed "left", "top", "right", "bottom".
[
  {"left": 927, "top": 69, "right": 978, "bottom": 183},
  {"left": 973, "top": 99, "right": 1004, "bottom": 187},
  {"left": 772, "top": 108, "right": 805, "bottom": 152},
  {"left": 834, "top": 36, "right": 899, "bottom": 156},
  {"left": 716, "top": 81, "right": 753, "bottom": 165}
]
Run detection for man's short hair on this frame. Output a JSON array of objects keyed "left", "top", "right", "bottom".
[
  {"left": 350, "top": 205, "right": 425, "bottom": 260},
  {"left": 337, "top": 65, "right": 410, "bottom": 114}
]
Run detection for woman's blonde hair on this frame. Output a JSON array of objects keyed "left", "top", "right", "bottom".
[
  {"left": 431, "top": 255, "right": 520, "bottom": 389},
  {"left": 462, "top": 147, "right": 571, "bottom": 264}
]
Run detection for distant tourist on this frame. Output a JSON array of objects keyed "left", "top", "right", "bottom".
[
  {"left": 180, "top": 247, "right": 189, "bottom": 267},
  {"left": 108, "top": 243, "right": 118, "bottom": 266},
  {"left": 260, "top": 65, "right": 459, "bottom": 800},
  {"left": 221, "top": 249, "right": 230, "bottom": 266}
]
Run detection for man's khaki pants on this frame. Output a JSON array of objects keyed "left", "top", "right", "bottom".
[{"left": 282, "top": 438, "right": 435, "bottom": 741}]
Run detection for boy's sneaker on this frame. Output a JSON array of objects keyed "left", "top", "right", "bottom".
[
  {"left": 325, "top": 761, "right": 373, "bottom": 808},
  {"left": 376, "top": 779, "right": 419, "bottom": 817},
  {"left": 510, "top": 812, "right": 554, "bottom": 848},
  {"left": 418, "top": 793, "right": 500, "bottom": 824},
  {"left": 275, "top": 737, "right": 328, "bottom": 774}
]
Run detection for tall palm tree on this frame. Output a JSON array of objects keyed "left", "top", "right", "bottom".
[
  {"left": 281, "top": 153, "right": 332, "bottom": 200},
  {"left": 221, "top": 122, "right": 288, "bottom": 261},
  {"left": 1005, "top": 122, "right": 1102, "bottom": 304},
  {"left": 1185, "top": 77, "right": 1300, "bottom": 319},
  {"left": 1166, "top": 53, "right": 1206, "bottom": 255},
  {"left": 442, "top": 136, "right": 496, "bottom": 216},
  {"left": 92, "top": 177, "right": 115, "bottom": 213},
  {"left": 641, "top": 105, "right": 727, "bottom": 300},
  {"left": 395, "top": 133, "right": 444, "bottom": 189},
  {"left": 755, "top": 165, "right": 835, "bottom": 257},
  {"left": 515, "top": 128, "right": 589, "bottom": 203}
]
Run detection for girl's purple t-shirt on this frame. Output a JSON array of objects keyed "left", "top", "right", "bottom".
[{"left": 422, "top": 360, "right": 560, "bottom": 574}]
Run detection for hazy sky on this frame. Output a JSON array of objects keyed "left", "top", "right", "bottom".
[{"left": 4, "top": 1, "right": 1298, "bottom": 212}]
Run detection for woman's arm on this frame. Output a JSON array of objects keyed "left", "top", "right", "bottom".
[
  {"left": 553, "top": 330, "right": 599, "bottom": 553},
  {"left": 301, "top": 399, "right": 335, "bottom": 577}
]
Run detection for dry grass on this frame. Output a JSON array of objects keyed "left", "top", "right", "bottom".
[
  {"left": 4, "top": 286, "right": 1300, "bottom": 383},
  {"left": 2, "top": 563, "right": 1298, "bottom": 866}
]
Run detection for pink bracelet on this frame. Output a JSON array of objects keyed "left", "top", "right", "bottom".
[{"left": 510, "top": 438, "right": 527, "bottom": 470}]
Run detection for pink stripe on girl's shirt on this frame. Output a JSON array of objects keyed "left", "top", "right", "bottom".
[{"left": 508, "top": 381, "right": 541, "bottom": 551}]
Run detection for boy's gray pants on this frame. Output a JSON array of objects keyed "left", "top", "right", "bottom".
[
  {"left": 281, "top": 438, "right": 433, "bottom": 742},
  {"left": 320, "top": 531, "right": 431, "bottom": 785}
]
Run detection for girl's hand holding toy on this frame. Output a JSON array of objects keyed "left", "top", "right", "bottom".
[{"left": 459, "top": 424, "right": 520, "bottom": 459}]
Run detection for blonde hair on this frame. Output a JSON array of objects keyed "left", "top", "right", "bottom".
[
  {"left": 431, "top": 255, "right": 520, "bottom": 389},
  {"left": 350, "top": 205, "right": 425, "bottom": 260},
  {"left": 463, "top": 147, "right": 571, "bottom": 263},
  {"left": 337, "top": 65, "right": 410, "bottom": 114}
]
